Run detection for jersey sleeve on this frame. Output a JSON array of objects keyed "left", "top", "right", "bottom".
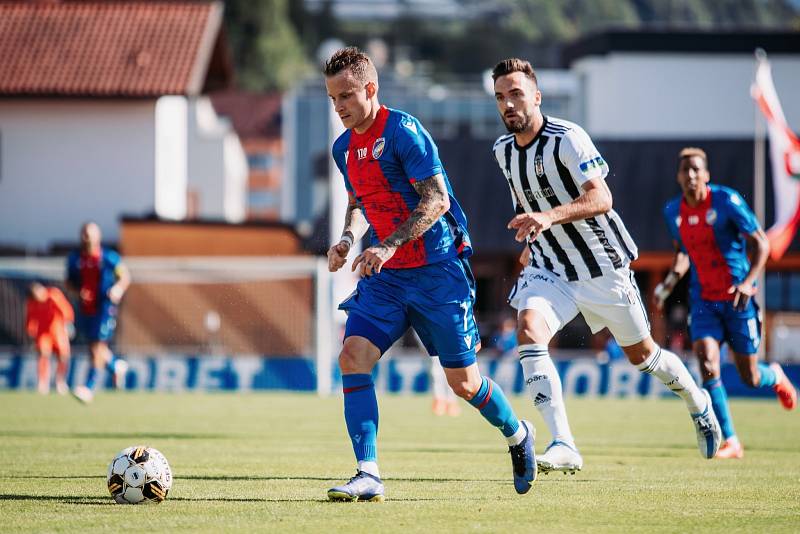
[
  {"left": 558, "top": 126, "right": 609, "bottom": 186},
  {"left": 394, "top": 115, "right": 443, "bottom": 183},
  {"left": 663, "top": 202, "right": 686, "bottom": 252},
  {"left": 51, "top": 288, "right": 74, "bottom": 322},
  {"left": 724, "top": 189, "right": 760, "bottom": 235},
  {"left": 331, "top": 143, "right": 354, "bottom": 195}
]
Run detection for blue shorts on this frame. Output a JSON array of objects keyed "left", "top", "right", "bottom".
[
  {"left": 339, "top": 256, "right": 479, "bottom": 369},
  {"left": 688, "top": 298, "right": 761, "bottom": 355},
  {"left": 76, "top": 308, "right": 117, "bottom": 342}
]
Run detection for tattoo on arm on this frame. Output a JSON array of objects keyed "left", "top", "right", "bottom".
[
  {"left": 342, "top": 193, "right": 370, "bottom": 242},
  {"left": 382, "top": 175, "right": 449, "bottom": 249}
]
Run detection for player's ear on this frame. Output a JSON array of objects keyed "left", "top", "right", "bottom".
[
  {"left": 365, "top": 81, "right": 377, "bottom": 99},
  {"left": 534, "top": 89, "right": 542, "bottom": 106}
]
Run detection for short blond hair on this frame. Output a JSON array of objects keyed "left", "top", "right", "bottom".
[{"left": 679, "top": 147, "right": 707, "bottom": 164}]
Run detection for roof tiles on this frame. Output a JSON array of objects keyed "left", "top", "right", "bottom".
[{"left": 0, "top": 1, "right": 222, "bottom": 97}]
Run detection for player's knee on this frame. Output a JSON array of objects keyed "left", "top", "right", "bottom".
[
  {"left": 517, "top": 316, "right": 550, "bottom": 345},
  {"left": 446, "top": 375, "right": 481, "bottom": 400},
  {"left": 738, "top": 366, "right": 759, "bottom": 388},
  {"left": 338, "top": 339, "right": 378, "bottom": 374}
]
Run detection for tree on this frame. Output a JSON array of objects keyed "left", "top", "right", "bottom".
[{"left": 223, "top": 0, "right": 311, "bottom": 91}]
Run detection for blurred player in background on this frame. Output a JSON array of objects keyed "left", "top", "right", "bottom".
[
  {"left": 491, "top": 58, "right": 722, "bottom": 472},
  {"left": 66, "top": 222, "right": 130, "bottom": 404},
  {"left": 655, "top": 147, "right": 797, "bottom": 459},
  {"left": 430, "top": 355, "right": 461, "bottom": 416},
  {"left": 26, "top": 281, "right": 73, "bottom": 394},
  {"left": 324, "top": 47, "right": 535, "bottom": 501}
]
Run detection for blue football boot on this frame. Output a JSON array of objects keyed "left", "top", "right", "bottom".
[{"left": 509, "top": 420, "right": 536, "bottom": 494}]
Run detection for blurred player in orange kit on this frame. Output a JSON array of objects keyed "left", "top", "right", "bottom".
[{"left": 26, "top": 281, "right": 74, "bottom": 394}]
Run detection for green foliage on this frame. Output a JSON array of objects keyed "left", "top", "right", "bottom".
[
  {"left": 2, "top": 392, "right": 800, "bottom": 532},
  {"left": 223, "top": 0, "right": 311, "bottom": 91}
]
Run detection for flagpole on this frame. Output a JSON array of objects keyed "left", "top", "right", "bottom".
[{"left": 753, "top": 48, "right": 767, "bottom": 354}]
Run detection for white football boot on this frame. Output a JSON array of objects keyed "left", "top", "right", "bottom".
[
  {"left": 692, "top": 389, "right": 722, "bottom": 459},
  {"left": 537, "top": 440, "right": 583, "bottom": 475}
]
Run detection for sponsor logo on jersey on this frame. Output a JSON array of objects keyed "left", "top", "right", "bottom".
[
  {"left": 524, "top": 187, "right": 555, "bottom": 204},
  {"left": 356, "top": 147, "right": 367, "bottom": 160},
  {"left": 579, "top": 155, "right": 605, "bottom": 173},
  {"left": 705, "top": 208, "right": 717, "bottom": 225},
  {"left": 688, "top": 215, "right": 699, "bottom": 225},
  {"left": 401, "top": 117, "right": 418, "bottom": 134},
  {"left": 463, "top": 334, "right": 472, "bottom": 348},
  {"left": 344, "top": 150, "right": 349, "bottom": 164},
  {"left": 372, "top": 137, "right": 385, "bottom": 159}
]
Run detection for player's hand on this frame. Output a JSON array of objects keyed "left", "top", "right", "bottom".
[
  {"left": 508, "top": 212, "right": 552, "bottom": 242},
  {"left": 728, "top": 282, "right": 756, "bottom": 311},
  {"left": 652, "top": 283, "right": 669, "bottom": 311},
  {"left": 352, "top": 244, "right": 396, "bottom": 277},
  {"left": 108, "top": 285, "right": 124, "bottom": 304},
  {"left": 326, "top": 240, "right": 351, "bottom": 272}
]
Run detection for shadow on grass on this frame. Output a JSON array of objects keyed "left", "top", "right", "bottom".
[{"left": 0, "top": 431, "right": 226, "bottom": 440}]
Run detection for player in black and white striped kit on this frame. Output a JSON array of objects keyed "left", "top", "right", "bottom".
[{"left": 490, "top": 58, "right": 722, "bottom": 472}]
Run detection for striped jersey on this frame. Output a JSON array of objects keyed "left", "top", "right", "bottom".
[{"left": 492, "top": 116, "right": 638, "bottom": 282}]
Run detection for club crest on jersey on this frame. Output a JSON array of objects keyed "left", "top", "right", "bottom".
[
  {"left": 372, "top": 137, "right": 385, "bottom": 159},
  {"left": 534, "top": 154, "right": 545, "bottom": 178},
  {"left": 705, "top": 209, "right": 717, "bottom": 225}
]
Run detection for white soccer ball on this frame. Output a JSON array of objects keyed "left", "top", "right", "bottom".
[{"left": 107, "top": 446, "right": 173, "bottom": 504}]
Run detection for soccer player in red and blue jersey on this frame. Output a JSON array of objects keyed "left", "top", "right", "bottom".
[
  {"left": 656, "top": 148, "right": 797, "bottom": 459},
  {"left": 66, "top": 222, "right": 130, "bottom": 404},
  {"left": 323, "top": 47, "right": 535, "bottom": 501}
]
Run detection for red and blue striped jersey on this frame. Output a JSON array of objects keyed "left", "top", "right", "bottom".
[
  {"left": 331, "top": 106, "right": 471, "bottom": 269},
  {"left": 664, "top": 184, "right": 760, "bottom": 301}
]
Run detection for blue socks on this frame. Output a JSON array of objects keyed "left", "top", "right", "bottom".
[
  {"left": 85, "top": 367, "right": 98, "bottom": 390},
  {"left": 342, "top": 374, "right": 378, "bottom": 463},
  {"left": 704, "top": 378, "right": 735, "bottom": 440},
  {"left": 756, "top": 363, "right": 777, "bottom": 387},
  {"left": 467, "top": 377, "right": 520, "bottom": 438}
]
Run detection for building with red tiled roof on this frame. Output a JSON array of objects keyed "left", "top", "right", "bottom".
[{"left": 0, "top": 0, "right": 246, "bottom": 252}]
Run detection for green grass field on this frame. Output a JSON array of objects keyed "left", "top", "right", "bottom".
[{"left": 1, "top": 392, "right": 798, "bottom": 533}]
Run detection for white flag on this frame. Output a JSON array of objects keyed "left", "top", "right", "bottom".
[{"left": 751, "top": 55, "right": 800, "bottom": 260}]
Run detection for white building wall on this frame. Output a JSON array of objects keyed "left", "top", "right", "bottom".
[
  {"left": 154, "top": 96, "right": 188, "bottom": 220},
  {"left": 0, "top": 100, "right": 156, "bottom": 251},
  {"left": 187, "top": 97, "right": 246, "bottom": 222},
  {"left": 574, "top": 53, "right": 800, "bottom": 139}
]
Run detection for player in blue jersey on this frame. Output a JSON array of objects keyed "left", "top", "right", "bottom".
[
  {"left": 655, "top": 148, "right": 797, "bottom": 458},
  {"left": 66, "top": 222, "right": 130, "bottom": 404},
  {"left": 323, "top": 47, "right": 535, "bottom": 501}
]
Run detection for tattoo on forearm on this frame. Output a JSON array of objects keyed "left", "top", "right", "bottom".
[
  {"left": 342, "top": 195, "right": 369, "bottom": 241},
  {"left": 382, "top": 176, "right": 448, "bottom": 249}
]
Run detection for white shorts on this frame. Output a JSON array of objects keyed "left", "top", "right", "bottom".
[{"left": 508, "top": 266, "right": 650, "bottom": 347}]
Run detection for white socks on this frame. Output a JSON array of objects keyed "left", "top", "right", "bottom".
[
  {"left": 506, "top": 423, "right": 528, "bottom": 446},
  {"left": 637, "top": 346, "right": 706, "bottom": 414},
  {"left": 358, "top": 461, "right": 380, "bottom": 478},
  {"left": 518, "top": 344, "right": 575, "bottom": 447}
]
